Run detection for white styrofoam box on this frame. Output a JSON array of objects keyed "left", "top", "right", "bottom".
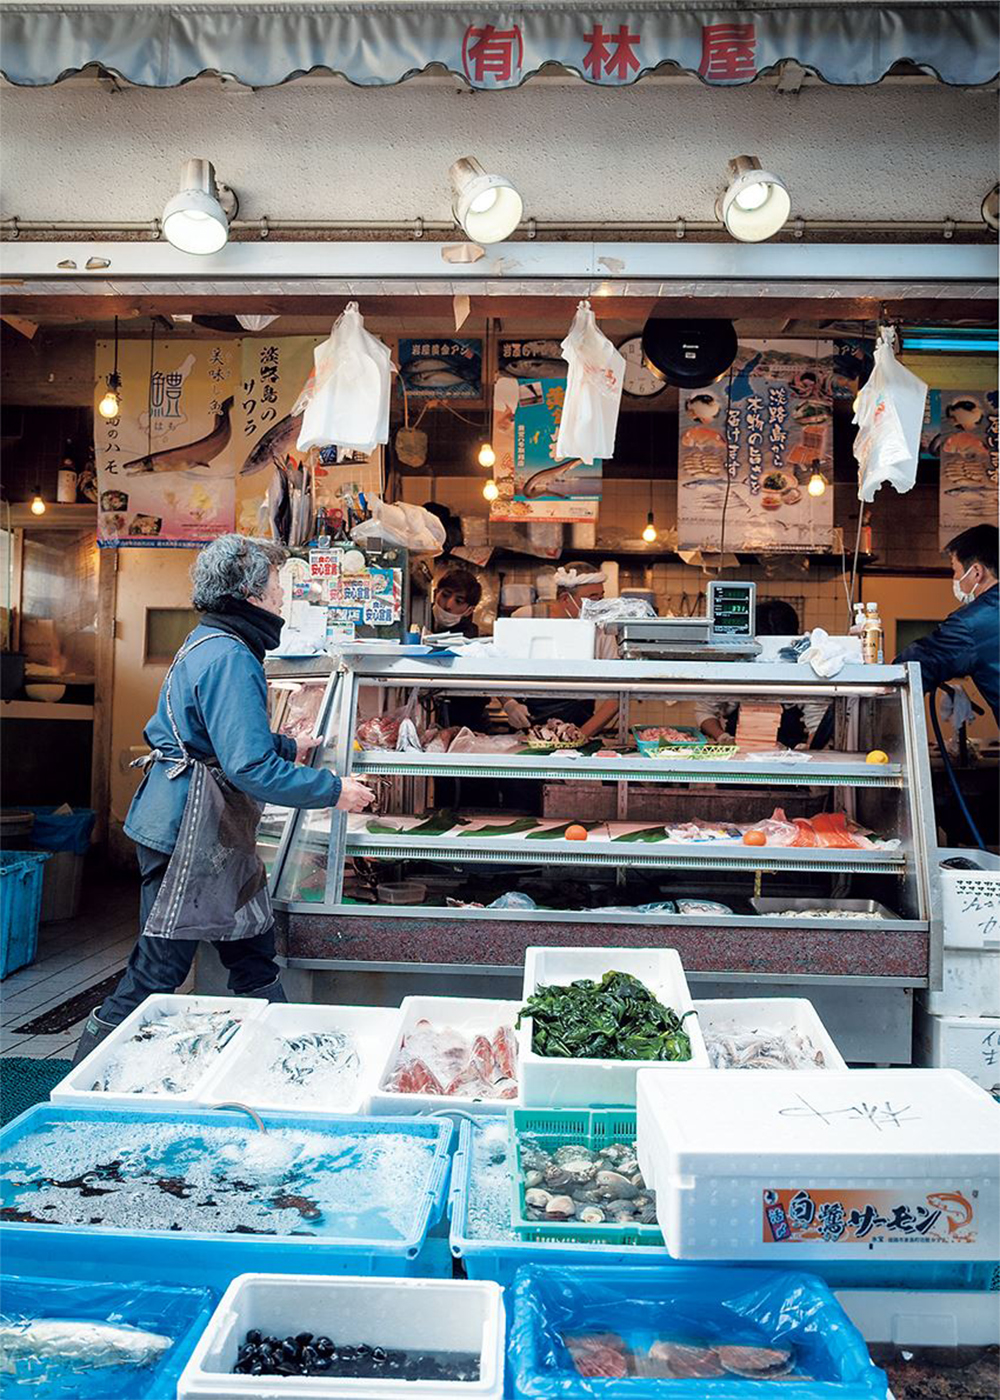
[
  {"left": 926, "top": 947, "right": 999, "bottom": 1018},
  {"left": 369, "top": 997, "right": 522, "bottom": 1118},
  {"left": 636, "top": 1068, "right": 1000, "bottom": 1261},
  {"left": 50, "top": 994, "right": 267, "bottom": 1109},
  {"left": 914, "top": 1008, "right": 1000, "bottom": 1095},
  {"left": 937, "top": 846, "right": 1000, "bottom": 949},
  {"left": 198, "top": 1003, "right": 400, "bottom": 1118},
  {"left": 177, "top": 1273, "right": 505, "bottom": 1400},
  {"left": 492, "top": 617, "right": 596, "bottom": 661},
  {"left": 835, "top": 1290, "right": 1000, "bottom": 1348},
  {"left": 694, "top": 997, "right": 848, "bottom": 1071},
  {"left": 518, "top": 946, "right": 708, "bottom": 1108}
]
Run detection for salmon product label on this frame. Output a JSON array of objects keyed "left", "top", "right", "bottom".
[{"left": 763, "top": 1188, "right": 978, "bottom": 1246}]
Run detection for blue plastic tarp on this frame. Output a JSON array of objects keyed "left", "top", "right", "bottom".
[{"left": 21, "top": 806, "right": 95, "bottom": 855}]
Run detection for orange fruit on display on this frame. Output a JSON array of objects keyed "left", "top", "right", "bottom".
[
  {"left": 742, "top": 829, "right": 767, "bottom": 846},
  {"left": 565, "top": 824, "right": 589, "bottom": 841},
  {"left": 866, "top": 749, "right": 889, "bottom": 765}
]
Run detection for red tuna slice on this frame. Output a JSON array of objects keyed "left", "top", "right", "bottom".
[
  {"left": 386, "top": 1055, "right": 444, "bottom": 1096},
  {"left": 640, "top": 1341, "right": 725, "bottom": 1378},
  {"left": 563, "top": 1333, "right": 630, "bottom": 1379},
  {"left": 444, "top": 1071, "right": 496, "bottom": 1099},
  {"left": 718, "top": 1344, "right": 793, "bottom": 1376},
  {"left": 469, "top": 1033, "right": 496, "bottom": 1080},
  {"left": 491, "top": 1025, "right": 517, "bottom": 1081}
]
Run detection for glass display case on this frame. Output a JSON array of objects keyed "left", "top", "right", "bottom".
[
  {"left": 270, "top": 653, "right": 942, "bottom": 1020},
  {"left": 259, "top": 662, "right": 336, "bottom": 878}
]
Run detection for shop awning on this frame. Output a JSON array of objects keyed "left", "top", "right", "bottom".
[{"left": 1, "top": 2, "right": 997, "bottom": 90}]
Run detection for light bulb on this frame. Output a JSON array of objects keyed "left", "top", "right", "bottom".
[
  {"left": 30, "top": 493, "right": 46, "bottom": 516},
  {"left": 808, "top": 471, "right": 827, "bottom": 497},
  {"left": 469, "top": 187, "right": 499, "bottom": 215},
  {"left": 98, "top": 389, "right": 120, "bottom": 419},
  {"left": 734, "top": 181, "right": 769, "bottom": 212},
  {"left": 642, "top": 512, "right": 657, "bottom": 543},
  {"left": 483, "top": 479, "right": 499, "bottom": 502},
  {"left": 477, "top": 442, "right": 496, "bottom": 469}
]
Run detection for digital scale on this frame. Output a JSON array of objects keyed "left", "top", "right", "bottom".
[{"left": 612, "top": 580, "right": 760, "bottom": 660}]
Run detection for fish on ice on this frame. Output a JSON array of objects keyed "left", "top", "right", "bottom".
[
  {"left": 0, "top": 1318, "right": 172, "bottom": 1373},
  {"left": 121, "top": 398, "right": 234, "bottom": 475}
]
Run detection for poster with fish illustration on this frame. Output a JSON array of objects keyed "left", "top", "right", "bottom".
[
  {"left": 489, "top": 375, "right": 601, "bottom": 522},
  {"left": 677, "top": 340, "right": 837, "bottom": 554},
  {"left": 499, "top": 338, "right": 566, "bottom": 381},
  {"left": 94, "top": 339, "right": 238, "bottom": 546},
  {"left": 763, "top": 1186, "right": 978, "bottom": 1248},
  {"left": 398, "top": 338, "right": 482, "bottom": 399},
  {"left": 235, "top": 336, "right": 322, "bottom": 537},
  {"left": 921, "top": 389, "right": 999, "bottom": 550}
]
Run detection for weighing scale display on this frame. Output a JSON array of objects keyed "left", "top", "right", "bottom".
[{"left": 709, "top": 581, "right": 756, "bottom": 638}]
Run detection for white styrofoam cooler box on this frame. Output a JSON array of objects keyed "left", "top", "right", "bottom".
[
  {"left": 694, "top": 997, "right": 848, "bottom": 1071},
  {"left": 518, "top": 946, "right": 708, "bottom": 1107},
  {"left": 938, "top": 846, "right": 1000, "bottom": 948},
  {"left": 636, "top": 1067, "right": 1000, "bottom": 1261},
  {"left": 493, "top": 617, "right": 596, "bottom": 660},
  {"left": 50, "top": 993, "right": 267, "bottom": 1109},
  {"left": 926, "top": 948, "right": 1000, "bottom": 1019},
  {"left": 198, "top": 1003, "right": 400, "bottom": 1117},
  {"left": 369, "top": 997, "right": 522, "bottom": 1118},
  {"left": 835, "top": 1290, "right": 1000, "bottom": 1348},
  {"left": 914, "top": 1008, "right": 1000, "bottom": 1095},
  {"left": 177, "top": 1274, "right": 505, "bottom": 1400}
]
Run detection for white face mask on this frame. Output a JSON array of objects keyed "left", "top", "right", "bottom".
[
  {"left": 433, "top": 604, "right": 467, "bottom": 629},
  {"left": 952, "top": 565, "right": 977, "bottom": 606}
]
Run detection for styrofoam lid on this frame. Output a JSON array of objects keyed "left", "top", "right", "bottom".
[{"left": 637, "top": 1068, "right": 1000, "bottom": 1171}]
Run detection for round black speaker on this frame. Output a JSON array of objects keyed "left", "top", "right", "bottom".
[{"left": 641, "top": 319, "right": 739, "bottom": 388}]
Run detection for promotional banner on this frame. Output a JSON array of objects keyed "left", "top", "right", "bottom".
[
  {"left": 922, "top": 389, "right": 999, "bottom": 550},
  {"left": 489, "top": 374, "right": 601, "bottom": 522},
  {"left": 235, "top": 336, "right": 321, "bottom": 536},
  {"left": 94, "top": 338, "right": 238, "bottom": 547},
  {"left": 677, "top": 341, "right": 836, "bottom": 554},
  {"left": 398, "top": 338, "right": 482, "bottom": 399}
]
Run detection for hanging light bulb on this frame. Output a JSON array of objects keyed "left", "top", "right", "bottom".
[
  {"left": 477, "top": 441, "right": 496, "bottom": 469},
  {"left": 29, "top": 486, "right": 46, "bottom": 516},
  {"left": 483, "top": 479, "right": 500, "bottom": 502},
  {"left": 642, "top": 511, "right": 658, "bottom": 544},
  {"left": 808, "top": 470, "right": 828, "bottom": 497},
  {"left": 98, "top": 315, "right": 122, "bottom": 418}
]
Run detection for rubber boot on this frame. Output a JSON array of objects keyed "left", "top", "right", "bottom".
[{"left": 70, "top": 1007, "right": 117, "bottom": 1066}]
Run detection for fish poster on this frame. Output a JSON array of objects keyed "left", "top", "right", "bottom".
[
  {"left": 498, "top": 338, "right": 567, "bottom": 381},
  {"left": 922, "top": 389, "right": 999, "bottom": 550},
  {"left": 489, "top": 374, "right": 601, "bottom": 522},
  {"left": 677, "top": 340, "right": 836, "bottom": 554},
  {"left": 235, "top": 336, "right": 322, "bottom": 536},
  {"left": 94, "top": 339, "right": 238, "bottom": 547},
  {"left": 397, "top": 338, "right": 482, "bottom": 399}
]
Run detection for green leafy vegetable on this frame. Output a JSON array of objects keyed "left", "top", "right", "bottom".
[
  {"left": 516, "top": 971, "right": 694, "bottom": 1062},
  {"left": 458, "top": 818, "right": 541, "bottom": 838},
  {"left": 612, "top": 826, "right": 669, "bottom": 843}
]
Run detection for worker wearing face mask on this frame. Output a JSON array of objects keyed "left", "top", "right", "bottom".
[
  {"left": 431, "top": 569, "right": 482, "bottom": 638},
  {"left": 895, "top": 524, "right": 998, "bottom": 723}
]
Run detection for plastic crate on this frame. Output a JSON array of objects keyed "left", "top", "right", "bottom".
[
  {"left": 517, "top": 946, "right": 707, "bottom": 1108},
  {"left": 0, "top": 1104, "right": 454, "bottom": 1289},
  {"left": 50, "top": 993, "right": 268, "bottom": 1109},
  {"left": 0, "top": 849, "right": 49, "bottom": 978},
  {"left": 370, "top": 996, "right": 522, "bottom": 1119},
  {"left": 632, "top": 723, "right": 706, "bottom": 755},
  {"left": 198, "top": 1002, "right": 399, "bottom": 1118},
  {"left": 508, "top": 1106, "right": 662, "bottom": 1245},
  {"left": 0, "top": 1271, "right": 216, "bottom": 1400},
  {"left": 694, "top": 997, "right": 848, "bottom": 1071},
  {"left": 177, "top": 1273, "right": 505, "bottom": 1400}
]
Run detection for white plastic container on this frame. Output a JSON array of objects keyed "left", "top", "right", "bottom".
[
  {"left": 938, "top": 846, "right": 1000, "bottom": 948},
  {"left": 198, "top": 1003, "right": 400, "bottom": 1118},
  {"left": 517, "top": 946, "right": 708, "bottom": 1108},
  {"left": 914, "top": 1007, "right": 1000, "bottom": 1094},
  {"left": 177, "top": 1274, "right": 505, "bottom": 1400},
  {"left": 493, "top": 617, "right": 596, "bottom": 661},
  {"left": 835, "top": 1289, "right": 1000, "bottom": 1347},
  {"left": 695, "top": 997, "right": 848, "bottom": 1071},
  {"left": 926, "top": 947, "right": 1000, "bottom": 1017},
  {"left": 377, "top": 881, "right": 427, "bottom": 905},
  {"left": 370, "top": 996, "right": 522, "bottom": 1118},
  {"left": 50, "top": 993, "right": 266, "bottom": 1109},
  {"left": 636, "top": 1067, "right": 1000, "bottom": 1261}
]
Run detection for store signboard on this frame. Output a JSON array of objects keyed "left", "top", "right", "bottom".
[
  {"left": 677, "top": 340, "right": 836, "bottom": 554},
  {"left": 398, "top": 338, "right": 482, "bottom": 398},
  {"left": 922, "top": 390, "right": 999, "bottom": 550},
  {"left": 489, "top": 374, "right": 601, "bottom": 522},
  {"left": 94, "top": 338, "right": 238, "bottom": 547}
]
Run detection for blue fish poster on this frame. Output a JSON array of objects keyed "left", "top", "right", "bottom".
[
  {"left": 490, "top": 375, "right": 601, "bottom": 521},
  {"left": 398, "top": 338, "right": 482, "bottom": 398},
  {"left": 923, "top": 389, "right": 999, "bottom": 549}
]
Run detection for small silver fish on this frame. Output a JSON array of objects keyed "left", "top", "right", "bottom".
[{"left": 0, "top": 1318, "right": 172, "bottom": 1373}]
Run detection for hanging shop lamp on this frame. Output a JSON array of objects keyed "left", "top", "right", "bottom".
[
  {"left": 483, "top": 479, "right": 500, "bottom": 502},
  {"left": 808, "top": 471, "right": 828, "bottom": 497},
  {"left": 162, "top": 159, "right": 237, "bottom": 255},
  {"left": 29, "top": 485, "right": 46, "bottom": 516},
  {"left": 450, "top": 157, "right": 523, "bottom": 244},
  {"left": 717, "top": 156, "right": 791, "bottom": 242},
  {"left": 642, "top": 512, "right": 658, "bottom": 544},
  {"left": 98, "top": 315, "right": 122, "bottom": 419},
  {"left": 477, "top": 442, "right": 496, "bottom": 469}
]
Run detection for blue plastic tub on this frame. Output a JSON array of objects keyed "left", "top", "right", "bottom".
[
  {"left": 0, "top": 850, "right": 49, "bottom": 978},
  {"left": 0, "top": 1272, "right": 216, "bottom": 1400},
  {"left": 0, "top": 1104, "right": 452, "bottom": 1289},
  {"left": 509, "top": 1264, "right": 889, "bottom": 1398},
  {"left": 449, "top": 1120, "right": 999, "bottom": 1293}
]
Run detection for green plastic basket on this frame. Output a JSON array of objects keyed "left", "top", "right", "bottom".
[
  {"left": 507, "top": 1107, "right": 663, "bottom": 1246},
  {"left": 632, "top": 726, "right": 737, "bottom": 761}
]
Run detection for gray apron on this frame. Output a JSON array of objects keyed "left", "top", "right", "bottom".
[{"left": 137, "top": 632, "right": 273, "bottom": 942}]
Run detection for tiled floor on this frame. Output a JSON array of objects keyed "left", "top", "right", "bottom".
[{"left": 0, "top": 870, "right": 140, "bottom": 1060}]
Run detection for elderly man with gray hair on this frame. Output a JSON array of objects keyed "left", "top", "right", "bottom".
[{"left": 72, "top": 534, "right": 372, "bottom": 1064}]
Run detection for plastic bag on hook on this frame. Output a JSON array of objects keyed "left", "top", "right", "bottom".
[
  {"left": 295, "top": 302, "right": 393, "bottom": 454},
  {"left": 556, "top": 300, "right": 625, "bottom": 464},
  {"left": 853, "top": 327, "right": 927, "bottom": 503}
]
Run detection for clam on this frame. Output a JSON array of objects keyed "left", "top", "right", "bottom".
[
  {"left": 553, "top": 1144, "right": 594, "bottom": 1165},
  {"left": 523, "top": 1169, "right": 544, "bottom": 1189},
  {"left": 606, "top": 1199, "right": 637, "bottom": 1221},
  {"left": 578, "top": 1205, "right": 606, "bottom": 1224},
  {"left": 545, "top": 1194, "right": 576, "bottom": 1220},
  {"left": 544, "top": 1166, "right": 572, "bottom": 1188},
  {"left": 525, "top": 1188, "right": 551, "bottom": 1210},
  {"left": 595, "top": 1170, "right": 638, "bottom": 1201}
]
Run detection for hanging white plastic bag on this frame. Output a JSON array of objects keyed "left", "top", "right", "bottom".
[
  {"left": 351, "top": 498, "right": 446, "bottom": 555},
  {"left": 294, "top": 302, "right": 393, "bottom": 454},
  {"left": 853, "top": 327, "right": 927, "bottom": 502},
  {"left": 555, "top": 299, "right": 625, "bottom": 464}
]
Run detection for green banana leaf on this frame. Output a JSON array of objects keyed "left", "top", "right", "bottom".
[
  {"left": 612, "top": 825, "right": 669, "bottom": 843},
  {"left": 458, "top": 818, "right": 541, "bottom": 838},
  {"left": 525, "top": 821, "right": 602, "bottom": 840}
]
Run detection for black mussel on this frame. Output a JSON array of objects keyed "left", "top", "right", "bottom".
[
  {"left": 246, "top": 1329, "right": 262, "bottom": 1346},
  {"left": 302, "top": 1346, "right": 319, "bottom": 1366},
  {"left": 249, "top": 1360, "right": 264, "bottom": 1375},
  {"left": 372, "top": 1346, "right": 388, "bottom": 1363},
  {"left": 295, "top": 1331, "right": 314, "bottom": 1347},
  {"left": 280, "top": 1338, "right": 298, "bottom": 1359},
  {"left": 316, "top": 1336, "right": 333, "bottom": 1353}
]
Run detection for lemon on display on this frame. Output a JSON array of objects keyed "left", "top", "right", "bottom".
[{"left": 866, "top": 750, "right": 889, "bottom": 765}]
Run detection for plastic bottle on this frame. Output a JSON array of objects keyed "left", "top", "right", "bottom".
[
  {"left": 863, "top": 601, "right": 884, "bottom": 665},
  {"left": 852, "top": 603, "right": 867, "bottom": 640}
]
